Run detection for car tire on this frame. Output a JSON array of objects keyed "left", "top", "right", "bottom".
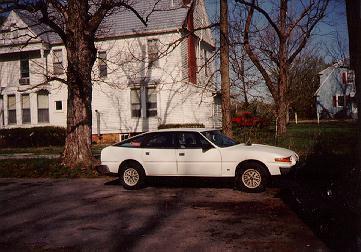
[
  {"left": 235, "top": 162, "right": 268, "bottom": 193},
  {"left": 119, "top": 162, "right": 145, "bottom": 190}
]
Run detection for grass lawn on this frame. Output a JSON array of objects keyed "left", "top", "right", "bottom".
[
  {"left": 0, "top": 158, "right": 98, "bottom": 178},
  {"left": 233, "top": 121, "right": 357, "bottom": 158},
  {"left": 0, "top": 144, "right": 109, "bottom": 178}
]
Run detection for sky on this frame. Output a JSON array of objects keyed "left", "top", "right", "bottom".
[{"left": 204, "top": 0, "right": 349, "bottom": 63}]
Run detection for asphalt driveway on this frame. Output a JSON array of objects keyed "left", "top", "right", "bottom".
[{"left": 0, "top": 178, "right": 327, "bottom": 251}]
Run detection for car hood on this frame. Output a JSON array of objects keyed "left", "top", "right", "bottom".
[{"left": 225, "top": 143, "right": 298, "bottom": 158}]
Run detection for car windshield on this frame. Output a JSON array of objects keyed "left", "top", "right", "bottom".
[{"left": 201, "top": 130, "right": 238, "bottom": 148}]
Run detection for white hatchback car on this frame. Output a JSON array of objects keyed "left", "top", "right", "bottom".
[{"left": 97, "top": 128, "right": 299, "bottom": 192}]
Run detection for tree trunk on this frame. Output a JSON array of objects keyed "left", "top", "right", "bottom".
[
  {"left": 276, "top": 0, "right": 288, "bottom": 135},
  {"left": 62, "top": 75, "right": 93, "bottom": 169},
  {"left": 220, "top": 0, "right": 233, "bottom": 138},
  {"left": 346, "top": 1, "right": 361, "bottom": 249},
  {"left": 62, "top": 0, "right": 97, "bottom": 169},
  {"left": 277, "top": 65, "right": 288, "bottom": 134}
]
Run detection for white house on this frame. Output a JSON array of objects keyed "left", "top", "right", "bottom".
[
  {"left": 315, "top": 61, "right": 357, "bottom": 119},
  {"left": 0, "top": 0, "right": 221, "bottom": 142}
]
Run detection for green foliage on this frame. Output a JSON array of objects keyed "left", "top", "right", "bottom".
[
  {"left": 0, "top": 127, "right": 66, "bottom": 148},
  {"left": 158, "top": 123, "right": 205, "bottom": 129}
]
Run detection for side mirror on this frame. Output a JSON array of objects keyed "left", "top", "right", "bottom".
[{"left": 201, "top": 142, "right": 213, "bottom": 152}]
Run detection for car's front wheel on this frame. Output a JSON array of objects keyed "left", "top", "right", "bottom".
[
  {"left": 119, "top": 162, "right": 145, "bottom": 190},
  {"left": 236, "top": 162, "right": 268, "bottom": 193}
]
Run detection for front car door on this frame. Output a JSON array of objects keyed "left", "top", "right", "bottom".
[
  {"left": 141, "top": 132, "right": 177, "bottom": 175},
  {"left": 175, "top": 131, "right": 222, "bottom": 176}
]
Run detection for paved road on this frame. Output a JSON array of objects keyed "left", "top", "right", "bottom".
[{"left": 0, "top": 178, "right": 327, "bottom": 251}]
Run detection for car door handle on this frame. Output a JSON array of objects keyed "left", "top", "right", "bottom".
[
  {"left": 145, "top": 152, "right": 150, "bottom": 155},
  {"left": 179, "top": 153, "right": 185, "bottom": 156}
]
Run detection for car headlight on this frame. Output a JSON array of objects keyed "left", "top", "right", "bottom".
[{"left": 275, "top": 156, "right": 292, "bottom": 163}]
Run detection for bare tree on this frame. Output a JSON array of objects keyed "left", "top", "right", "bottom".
[
  {"left": 235, "top": 0, "right": 329, "bottom": 134},
  {"left": 1, "top": 0, "right": 152, "bottom": 169}
]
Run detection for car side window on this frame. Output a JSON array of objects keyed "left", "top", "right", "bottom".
[
  {"left": 177, "top": 132, "right": 202, "bottom": 149},
  {"left": 114, "top": 134, "right": 146, "bottom": 148},
  {"left": 142, "top": 132, "right": 175, "bottom": 149}
]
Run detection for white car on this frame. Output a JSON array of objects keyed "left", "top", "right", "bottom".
[{"left": 97, "top": 128, "right": 299, "bottom": 192}]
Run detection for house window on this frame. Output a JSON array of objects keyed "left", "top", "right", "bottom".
[
  {"left": 53, "top": 49, "right": 64, "bottom": 75},
  {"left": 55, "top": 101, "right": 63, "bottom": 111},
  {"left": 21, "top": 94, "right": 31, "bottom": 124},
  {"left": 130, "top": 87, "right": 157, "bottom": 118},
  {"left": 98, "top": 51, "right": 107, "bottom": 78},
  {"left": 20, "top": 58, "right": 29, "bottom": 78},
  {"left": 37, "top": 91, "right": 49, "bottom": 123},
  {"left": 148, "top": 39, "right": 159, "bottom": 67},
  {"left": 7, "top": 95, "right": 16, "bottom": 125},
  {"left": 131, "top": 88, "right": 141, "bottom": 118},
  {"left": 146, "top": 87, "right": 157, "bottom": 117},
  {"left": 337, "top": 95, "right": 345, "bottom": 107}
]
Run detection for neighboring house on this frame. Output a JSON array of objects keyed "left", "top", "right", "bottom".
[
  {"left": 315, "top": 61, "right": 357, "bottom": 119},
  {"left": 0, "top": 0, "right": 222, "bottom": 142}
]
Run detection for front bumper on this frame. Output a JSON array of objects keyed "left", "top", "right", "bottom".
[
  {"left": 280, "top": 167, "right": 292, "bottom": 175},
  {"left": 280, "top": 161, "right": 300, "bottom": 175}
]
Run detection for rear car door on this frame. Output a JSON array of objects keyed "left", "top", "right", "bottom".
[
  {"left": 175, "top": 132, "right": 222, "bottom": 176},
  {"left": 141, "top": 132, "right": 177, "bottom": 175}
]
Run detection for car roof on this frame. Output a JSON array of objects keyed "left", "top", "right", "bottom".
[{"left": 153, "top": 128, "right": 218, "bottom": 133}]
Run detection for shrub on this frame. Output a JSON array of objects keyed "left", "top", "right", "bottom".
[
  {"left": 0, "top": 126, "right": 66, "bottom": 148},
  {"left": 158, "top": 123, "right": 205, "bottom": 129}
]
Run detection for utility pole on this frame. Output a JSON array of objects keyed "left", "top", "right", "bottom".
[{"left": 220, "top": 0, "right": 233, "bottom": 138}]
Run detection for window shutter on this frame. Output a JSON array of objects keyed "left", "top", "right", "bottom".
[{"left": 333, "top": 96, "right": 336, "bottom": 107}]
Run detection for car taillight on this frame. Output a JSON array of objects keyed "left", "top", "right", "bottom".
[{"left": 275, "top": 156, "right": 292, "bottom": 163}]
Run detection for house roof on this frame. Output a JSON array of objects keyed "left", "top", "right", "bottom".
[
  {"left": 315, "top": 59, "right": 351, "bottom": 96},
  {"left": 318, "top": 59, "right": 349, "bottom": 75},
  {"left": 14, "top": 10, "right": 60, "bottom": 44},
  {"left": 10, "top": 1, "right": 191, "bottom": 45}
]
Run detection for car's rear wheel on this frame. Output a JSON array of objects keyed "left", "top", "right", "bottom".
[
  {"left": 236, "top": 162, "right": 268, "bottom": 193},
  {"left": 119, "top": 162, "right": 145, "bottom": 190}
]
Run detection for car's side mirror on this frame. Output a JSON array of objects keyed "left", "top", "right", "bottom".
[{"left": 201, "top": 142, "right": 213, "bottom": 152}]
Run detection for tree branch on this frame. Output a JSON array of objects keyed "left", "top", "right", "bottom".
[
  {"left": 243, "top": 3, "right": 276, "bottom": 97},
  {"left": 235, "top": 0, "right": 282, "bottom": 39},
  {"left": 287, "top": 0, "right": 329, "bottom": 64}
]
